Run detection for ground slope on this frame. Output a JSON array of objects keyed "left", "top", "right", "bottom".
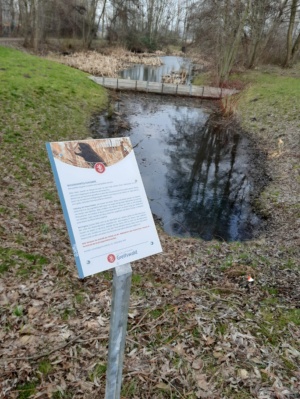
[{"left": 0, "top": 47, "right": 299, "bottom": 398}]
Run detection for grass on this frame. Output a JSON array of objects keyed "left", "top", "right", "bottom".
[
  {"left": 257, "top": 305, "right": 300, "bottom": 345},
  {"left": 0, "top": 46, "right": 107, "bottom": 144},
  {"left": 38, "top": 359, "right": 53, "bottom": 376},
  {"left": 192, "top": 72, "right": 211, "bottom": 86},
  {"left": 74, "top": 292, "right": 85, "bottom": 304},
  {"left": 193, "top": 64, "right": 300, "bottom": 124},
  {"left": 0, "top": 46, "right": 107, "bottom": 275},
  {"left": 230, "top": 67, "right": 300, "bottom": 126},
  {"left": 151, "top": 309, "right": 164, "bottom": 319},
  {"left": 121, "top": 380, "right": 138, "bottom": 397},
  {"left": 132, "top": 273, "right": 142, "bottom": 285},
  {"left": 17, "top": 381, "right": 37, "bottom": 399},
  {"left": 13, "top": 305, "right": 23, "bottom": 317},
  {"left": 61, "top": 307, "right": 75, "bottom": 321},
  {"left": 0, "top": 248, "right": 49, "bottom": 275},
  {"left": 89, "top": 363, "right": 107, "bottom": 382}
]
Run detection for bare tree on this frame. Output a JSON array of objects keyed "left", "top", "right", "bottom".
[
  {"left": 0, "top": 0, "right": 18, "bottom": 36},
  {"left": 218, "top": 0, "right": 251, "bottom": 83},
  {"left": 0, "top": 0, "right": 3, "bottom": 36},
  {"left": 284, "top": 0, "right": 300, "bottom": 66},
  {"left": 190, "top": 0, "right": 252, "bottom": 84},
  {"left": 245, "top": 0, "right": 288, "bottom": 68},
  {"left": 81, "top": 0, "right": 106, "bottom": 49}
]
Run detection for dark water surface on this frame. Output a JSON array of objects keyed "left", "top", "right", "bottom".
[
  {"left": 119, "top": 56, "right": 192, "bottom": 83},
  {"left": 93, "top": 94, "right": 267, "bottom": 241}
]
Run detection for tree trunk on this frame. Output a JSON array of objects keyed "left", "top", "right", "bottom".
[
  {"left": 284, "top": 0, "right": 298, "bottom": 67},
  {"left": 0, "top": 0, "right": 3, "bottom": 37},
  {"left": 218, "top": 0, "right": 251, "bottom": 84},
  {"left": 291, "top": 30, "right": 300, "bottom": 62}
]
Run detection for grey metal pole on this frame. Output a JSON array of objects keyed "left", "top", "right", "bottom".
[{"left": 105, "top": 263, "right": 132, "bottom": 399}]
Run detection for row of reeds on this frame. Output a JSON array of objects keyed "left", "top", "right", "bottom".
[{"left": 48, "top": 48, "right": 163, "bottom": 77}]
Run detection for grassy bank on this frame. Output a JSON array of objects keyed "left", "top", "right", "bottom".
[
  {"left": 0, "top": 47, "right": 299, "bottom": 399},
  {"left": 234, "top": 67, "right": 300, "bottom": 236},
  {"left": 0, "top": 45, "right": 107, "bottom": 271}
]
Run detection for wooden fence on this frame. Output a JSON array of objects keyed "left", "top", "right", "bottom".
[{"left": 90, "top": 76, "right": 238, "bottom": 99}]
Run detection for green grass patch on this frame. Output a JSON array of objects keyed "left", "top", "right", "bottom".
[
  {"left": 236, "top": 66, "right": 300, "bottom": 127},
  {"left": 192, "top": 72, "right": 212, "bottom": 86},
  {"left": 13, "top": 305, "right": 23, "bottom": 317},
  {"left": 44, "top": 191, "right": 58, "bottom": 202},
  {"left": 0, "top": 247, "right": 48, "bottom": 275},
  {"left": 281, "top": 356, "right": 297, "bottom": 371},
  {"left": 121, "top": 379, "right": 138, "bottom": 397},
  {"left": 0, "top": 46, "right": 107, "bottom": 276},
  {"left": 132, "top": 273, "right": 142, "bottom": 285},
  {"left": 216, "top": 322, "right": 228, "bottom": 336},
  {"left": 257, "top": 306, "right": 300, "bottom": 345},
  {"left": 265, "top": 287, "right": 278, "bottom": 295},
  {"left": 0, "top": 45, "right": 107, "bottom": 166},
  {"left": 17, "top": 381, "right": 37, "bottom": 399},
  {"left": 89, "top": 363, "right": 107, "bottom": 381},
  {"left": 74, "top": 292, "right": 85, "bottom": 304},
  {"left": 151, "top": 308, "right": 164, "bottom": 319},
  {"left": 38, "top": 359, "right": 53, "bottom": 376},
  {"left": 61, "top": 307, "right": 75, "bottom": 321},
  {"left": 99, "top": 270, "right": 112, "bottom": 280},
  {"left": 285, "top": 308, "right": 300, "bottom": 326}
]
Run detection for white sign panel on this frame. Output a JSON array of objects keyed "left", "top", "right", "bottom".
[{"left": 46, "top": 138, "right": 162, "bottom": 278}]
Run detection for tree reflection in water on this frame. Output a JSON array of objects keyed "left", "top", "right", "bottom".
[
  {"left": 95, "top": 94, "right": 266, "bottom": 241},
  {"left": 164, "top": 113, "right": 263, "bottom": 241}
]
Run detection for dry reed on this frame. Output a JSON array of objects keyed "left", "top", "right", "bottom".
[{"left": 48, "top": 48, "right": 163, "bottom": 77}]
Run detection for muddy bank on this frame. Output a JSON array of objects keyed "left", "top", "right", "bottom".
[{"left": 91, "top": 92, "right": 269, "bottom": 242}]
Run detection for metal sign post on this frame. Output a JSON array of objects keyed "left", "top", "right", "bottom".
[
  {"left": 46, "top": 138, "right": 162, "bottom": 398},
  {"left": 105, "top": 263, "right": 132, "bottom": 399}
]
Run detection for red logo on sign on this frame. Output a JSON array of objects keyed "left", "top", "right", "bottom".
[
  {"left": 107, "top": 254, "right": 116, "bottom": 263},
  {"left": 94, "top": 162, "right": 106, "bottom": 174}
]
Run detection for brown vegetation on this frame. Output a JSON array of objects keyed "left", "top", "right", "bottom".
[{"left": 48, "top": 48, "right": 163, "bottom": 77}]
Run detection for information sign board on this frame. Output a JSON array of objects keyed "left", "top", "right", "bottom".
[{"left": 46, "top": 138, "right": 162, "bottom": 278}]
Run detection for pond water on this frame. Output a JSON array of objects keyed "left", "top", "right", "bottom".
[
  {"left": 93, "top": 94, "right": 267, "bottom": 241},
  {"left": 119, "top": 56, "right": 192, "bottom": 83}
]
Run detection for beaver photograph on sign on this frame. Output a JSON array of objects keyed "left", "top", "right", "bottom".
[{"left": 50, "top": 138, "right": 132, "bottom": 169}]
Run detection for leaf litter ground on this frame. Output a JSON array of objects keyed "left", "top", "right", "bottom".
[{"left": 0, "top": 47, "right": 299, "bottom": 399}]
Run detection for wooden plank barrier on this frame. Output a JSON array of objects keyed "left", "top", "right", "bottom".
[{"left": 90, "top": 76, "right": 238, "bottom": 99}]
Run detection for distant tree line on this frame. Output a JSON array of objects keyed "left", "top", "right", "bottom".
[
  {"left": 1, "top": 0, "right": 300, "bottom": 82},
  {"left": 0, "top": 0, "right": 108, "bottom": 49},
  {"left": 189, "top": 0, "right": 300, "bottom": 82}
]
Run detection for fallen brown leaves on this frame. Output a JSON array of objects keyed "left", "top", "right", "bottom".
[
  {"left": 0, "top": 49, "right": 299, "bottom": 398},
  {"left": 1, "top": 222, "right": 299, "bottom": 398}
]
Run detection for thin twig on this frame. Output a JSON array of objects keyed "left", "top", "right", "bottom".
[
  {"left": 128, "top": 308, "right": 153, "bottom": 333},
  {"left": 8, "top": 330, "right": 88, "bottom": 362},
  {"left": 162, "top": 377, "right": 185, "bottom": 399}
]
